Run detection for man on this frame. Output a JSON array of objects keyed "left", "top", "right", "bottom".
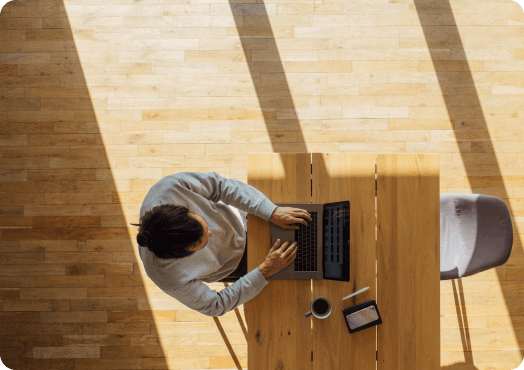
[{"left": 133, "top": 172, "right": 311, "bottom": 317}]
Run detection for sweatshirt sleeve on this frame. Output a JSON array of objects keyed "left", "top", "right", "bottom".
[
  {"left": 167, "top": 267, "right": 270, "bottom": 317},
  {"left": 170, "top": 171, "right": 278, "bottom": 222}
]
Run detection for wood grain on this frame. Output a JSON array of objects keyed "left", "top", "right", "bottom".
[
  {"left": 246, "top": 153, "right": 376, "bottom": 370},
  {"left": 377, "top": 153, "right": 440, "bottom": 370},
  {"left": 313, "top": 153, "right": 376, "bottom": 370}
]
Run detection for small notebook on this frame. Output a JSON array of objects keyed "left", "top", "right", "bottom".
[{"left": 342, "top": 299, "right": 382, "bottom": 334}]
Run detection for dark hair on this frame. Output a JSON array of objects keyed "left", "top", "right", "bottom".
[{"left": 130, "top": 204, "right": 204, "bottom": 259}]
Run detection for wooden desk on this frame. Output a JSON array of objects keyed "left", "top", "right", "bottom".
[{"left": 245, "top": 153, "right": 440, "bottom": 370}]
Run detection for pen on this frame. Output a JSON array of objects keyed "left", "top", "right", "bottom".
[{"left": 341, "top": 286, "right": 369, "bottom": 301}]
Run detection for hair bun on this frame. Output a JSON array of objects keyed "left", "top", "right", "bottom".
[{"left": 137, "top": 230, "right": 152, "bottom": 248}]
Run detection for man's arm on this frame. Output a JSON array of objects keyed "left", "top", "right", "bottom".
[
  {"left": 161, "top": 270, "right": 269, "bottom": 317},
  {"left": 258, "top": 262, "right": 270, "bottom": 280},
  {"left": 167, "top": 171, "right": 278, "bottom": 222}
]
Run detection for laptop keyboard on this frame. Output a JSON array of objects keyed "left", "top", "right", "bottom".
[{"left": 294, "top": 211, "right": 318, "bottom": 272}]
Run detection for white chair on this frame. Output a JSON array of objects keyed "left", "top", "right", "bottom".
[{"left": 440, "top": 193, "right": 513, "bottom": 280}]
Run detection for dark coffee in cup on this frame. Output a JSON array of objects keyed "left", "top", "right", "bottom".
[{"left": 313, "top": 298, "right": 329, "bottom": 315}]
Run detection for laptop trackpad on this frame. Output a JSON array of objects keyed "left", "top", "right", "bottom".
[
  {"left": 270, "top": 224, "right": 298, "bottom": 279},
  {"left": 272, "top": 228, "right": 296, "bottom": 246}
]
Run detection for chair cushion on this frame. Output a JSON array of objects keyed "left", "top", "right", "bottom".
[{"left": 440, "top": 194, "right": 513, "bottom": 280}]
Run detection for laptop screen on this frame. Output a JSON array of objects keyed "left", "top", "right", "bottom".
[{"left": 322, "top": 200, "right": 350, "bottom": 282}]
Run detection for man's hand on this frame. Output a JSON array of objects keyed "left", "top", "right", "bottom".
[{"left": 269, "top": 207, "right": 312, "bottom": 230}]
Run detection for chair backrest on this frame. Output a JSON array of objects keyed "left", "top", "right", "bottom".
[{"left": 440, "top": 193, "right": 513, "bottom": 280}]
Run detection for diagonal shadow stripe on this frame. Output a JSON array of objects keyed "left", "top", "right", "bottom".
[
  {"left": 413, "top": 0, "right": 521, "bottom": 368},
  {"left": 0, "top": 1, "right": 171, "bottom": 369},
  {"left": 226, "top": 2, "right": 329, "bottom": 174},
  {"left": 225, "top": 1, "right": 371, "bottom": 369},
  {"left": 224, "top": 0, "right": 336, "bottom": 353}
]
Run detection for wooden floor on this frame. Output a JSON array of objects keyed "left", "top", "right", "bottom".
[{"left": 0, "top": 0, "right": 523, "bottom": 369}]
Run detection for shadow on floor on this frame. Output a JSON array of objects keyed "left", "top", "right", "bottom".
[
  {"left": 213, "top": 282, "right": 247, "bottom": 370},
  {"left": 412, "top": 0, "right": 523, "bottom": 363},
  {"left": 0, "top": 1, "right": 171, "bottom": 369}
]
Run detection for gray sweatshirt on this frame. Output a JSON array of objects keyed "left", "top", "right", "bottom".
[{"left": 138, "top": 172, "right": 277, "bottom": 317}]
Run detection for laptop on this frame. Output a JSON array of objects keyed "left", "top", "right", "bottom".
[{"left": 270, "top": 200, "right": 350, "bottom": 282}]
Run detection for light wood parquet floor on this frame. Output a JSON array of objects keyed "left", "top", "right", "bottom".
[{"left": 1, "top": 0, "right": 524, "bottom": 369}]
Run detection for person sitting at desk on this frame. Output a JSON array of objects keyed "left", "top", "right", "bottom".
[{"left": 131, "top": 171, "right": 311, "bottom": 317}]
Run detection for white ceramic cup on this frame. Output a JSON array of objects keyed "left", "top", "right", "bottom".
[{"left": 305, "top": 296, "right": 332, "bottom": 319}]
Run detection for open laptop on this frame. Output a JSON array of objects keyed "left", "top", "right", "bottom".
[{"left": 270, "top": 200, "right": 350, "bottom": 282}]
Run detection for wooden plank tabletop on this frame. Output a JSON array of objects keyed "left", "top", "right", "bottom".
[
  {"left": 245, "top": 153, "right": 440, "bottom": 370},
  {"left": 376, "top": 153, "right": 440, "bottom": 370}
]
